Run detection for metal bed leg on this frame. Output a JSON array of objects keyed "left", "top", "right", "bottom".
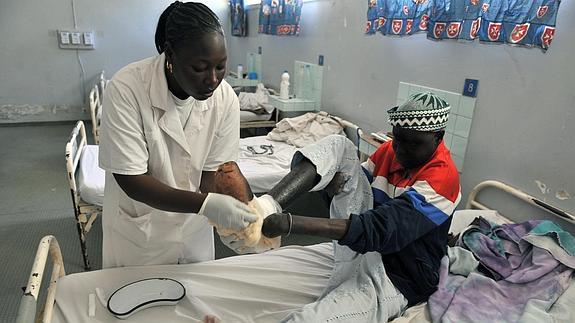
[
  {"left": 71, "top": 196, "right": 91, "bottom": 271},
  {"left": 75, "top": 218, "right": 91, "bottom": 271}
]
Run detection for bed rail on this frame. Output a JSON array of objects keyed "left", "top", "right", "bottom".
[
  {"left": 16, "top": 235, "right": 65, "bottom": 323},
  {"left": 65, "top": 120, "right": 100, "bottom": 270},
  {"left": 88, "top": 85, "right": 101, "bottom": 145},
  {"left": 465, "top": 180, "right": 575, "bottom": 224},
  {"left": 329, "top": 115, "right": 362, "bottom": 149}
]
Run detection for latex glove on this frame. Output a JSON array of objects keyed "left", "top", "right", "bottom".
[{"left": 199, "top": 193, "right": 258, "bottom": 230}]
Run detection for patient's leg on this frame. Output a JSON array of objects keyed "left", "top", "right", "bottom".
[{"left": 267, "top": 159, "right": 320, "bottom": 208}]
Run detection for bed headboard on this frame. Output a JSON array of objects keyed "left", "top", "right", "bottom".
[{"left": 466, "top": 180, "right": 575, "bottom": 232}]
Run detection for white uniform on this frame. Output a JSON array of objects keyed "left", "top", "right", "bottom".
[{"left": 99, "top": 54, "right": 239, "bottom": 268}]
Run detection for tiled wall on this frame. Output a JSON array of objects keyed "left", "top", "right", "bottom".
[
  {"left": 247, "top": 52, "right": 262, "bottom": 79},
  {"left": 396, "top": 82, "right": 477, "bottom": 172},
  {"left": 294, "top": 61, "right": 324, "bottom": 109}
]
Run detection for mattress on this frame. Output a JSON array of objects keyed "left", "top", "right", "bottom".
[
  {"left": 237, "top": 136, "right": 297, "bottom": 193},
  {"left": 240, "top": 110, "right": 273, "bottom": 122},
  {"left": 52, "top": 243, "right": 334, "bottom": 323},
  {"left": 78, "top": 145, "right": 105, "bottom": 206}
]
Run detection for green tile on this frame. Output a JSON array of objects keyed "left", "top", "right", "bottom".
[
  {"left": 451, "top": 135, "right": 468, "bottom": 157},
  {"left": 454, "top": 116, "right": 472, "bottom": 138},
  {"left": 458, "top": 96, "right": 476, "bottom": 119},
  {"left": 397, "top": 82, "right": 409, "bottom": 101}
]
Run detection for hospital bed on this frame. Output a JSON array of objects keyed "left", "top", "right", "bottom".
[
  {"left": 65, "top": 121, "right": 103, "bottom": 270},
  {"left": 240, "top": 109, "right": 279, "bottom": 129},
  {"left": 238, "top": 114, "right": 362, "bottom": 193},
  {"left": 17, "top": 180, "right": 575, "bottom": 323}
]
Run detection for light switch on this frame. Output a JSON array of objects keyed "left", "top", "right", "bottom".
[
  {"left": 83, "top": 32, "right": 94, "bottom": 45},
  {"left": 71, "top": 32, "right": 81, "bottom": 45},
  {"left": 59, "top": 31, "right": 70, "bottom": 45}
]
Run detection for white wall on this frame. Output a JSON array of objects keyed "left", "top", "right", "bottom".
[
  {"left": 0, "top": 0, "right": 229, "bottom": 123},
  {"left": 226, "top": 0, "right": 575, "bottom": 224}
]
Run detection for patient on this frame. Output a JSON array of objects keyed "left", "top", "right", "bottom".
[{"left": 223, "top": 92, "right": 461, "bottom": 322}]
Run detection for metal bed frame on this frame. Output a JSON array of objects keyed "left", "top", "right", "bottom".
[
  {"left": 240, "top": 108, "right": 279, "bottom": 129},
  {"left": 16, "top": 180, "right": 575, "bottom": 322},
  {"left": 88, "top": 71, "right": 108, "bottom": 145},
  {"left": 65, "top": 121, "right": 101, "bottom": 270}
]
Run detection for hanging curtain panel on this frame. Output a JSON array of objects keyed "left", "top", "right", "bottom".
[
  {"left": 366, "top": 0, "right": 432, "bottom": 36},
  {"left": 259, "top": 0, "right": 304, "bottom": 36},
  {"left": 366, "top": 0, "right": 561, "bottom": 50},
  {"left": 231, "top": 0, "right": 247, "bottom": 37}
]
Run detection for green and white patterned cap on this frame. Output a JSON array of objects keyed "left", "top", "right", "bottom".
[{"left": 388, "top": 92, "right": 450, "bottom": 132}]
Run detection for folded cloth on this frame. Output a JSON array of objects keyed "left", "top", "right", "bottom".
[
  {"left": 267, "top": 111, "right": 343, "bottom": 148},
  {"left": 238, "top": 84, "right": 274, "bottom": 114}
]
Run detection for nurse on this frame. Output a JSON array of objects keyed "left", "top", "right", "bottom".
[{"left": 98, "top": 1, "right": 257, "bottom": 268}]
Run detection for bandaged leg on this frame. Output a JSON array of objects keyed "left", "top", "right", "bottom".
[{"left": 212, "top": 161, "right": 281, "bottom": 252}]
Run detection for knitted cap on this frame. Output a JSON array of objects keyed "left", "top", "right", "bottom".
[{"left": 388, "top": 92, "right": 450, "bottom": 132}]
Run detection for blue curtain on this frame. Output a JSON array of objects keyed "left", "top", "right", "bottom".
[
  {"left": 231, "top": 0, "right": 247, "bottom": 37},
  {"left": 259, "top": 0, "right": 304, "bottom": 36},
  {"left": 366, "top": 0, "right": 561, "bottom": 50}
]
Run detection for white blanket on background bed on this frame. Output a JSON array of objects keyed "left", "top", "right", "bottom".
[
  {"left": 78, "top": 145, "right": 105, "bottom": 206},
  {"left": 238, "top": 84, "right": 274, "bottom": 114}
]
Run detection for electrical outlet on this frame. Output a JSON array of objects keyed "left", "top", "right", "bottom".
[
  {"left": 59, "top": 31, "right": 70, "bottom": 45},
  {"left": 58, "top": 29, "right": 95, "bottom": 50},
  {"left": 83, "top": 32, "right": 94, "bottom": 45},
  {"left": 70, "top": 32, "right": 81, "bottom": 45}
]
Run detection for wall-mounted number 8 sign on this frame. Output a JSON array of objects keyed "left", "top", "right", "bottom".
[{"left": 463, "top": 79, "right": 479, "bottom": 97}]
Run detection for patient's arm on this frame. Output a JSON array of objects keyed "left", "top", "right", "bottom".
[{"left": 262, "top": 213, "right": 350, "bottom": 240}]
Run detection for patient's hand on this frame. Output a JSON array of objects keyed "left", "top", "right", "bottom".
[{"left": 262, "top": 213, "right": 289, "bottom": 238}]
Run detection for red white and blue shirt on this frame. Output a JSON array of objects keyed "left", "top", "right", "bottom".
[{"left": 339, "top": 140, "right": 461, "bottom": 305}]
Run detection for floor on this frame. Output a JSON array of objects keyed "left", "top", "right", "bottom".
[{"left": 0, "top": 122, "right": 329, "bottom": 322}]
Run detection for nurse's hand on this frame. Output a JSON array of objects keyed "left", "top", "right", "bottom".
[{"left": 199, "top": 193, "right": 258, "bottom": 230}]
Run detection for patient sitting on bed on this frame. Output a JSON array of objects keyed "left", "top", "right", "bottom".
[{"left": 220, "top": 92, "right": 461, "bottom": 322}]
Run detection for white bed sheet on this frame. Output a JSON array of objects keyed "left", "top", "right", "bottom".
[
  {"left": 78, "top": 145, "right": 105, "bottom": 206},
  {"left": 53, "top": 243, "right": 334, "bottom": 323},
  {"left": 51, "top": 210, "right": 497, "bottom": 323},
  {"left": 237, "top": 136, "right": 297, "bottom": 193},
  {"left": 240, "top": 110, "right": 273, "bottom": 122}
]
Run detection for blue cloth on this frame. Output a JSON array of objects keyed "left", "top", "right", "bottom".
[
  {"left": 230, "top": 0, "right": 247, "bottom": 37},
  {"left": 259, "top": 0, "right": 304, "bottom": 36},
  {"left": 366, "top": 0, "right": 561, "bottom": 50}
]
